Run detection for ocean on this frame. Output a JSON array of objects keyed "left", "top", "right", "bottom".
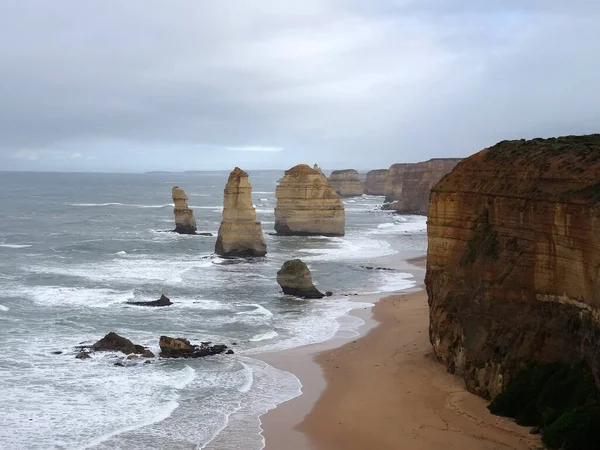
[{"left": 0, "top": 170, "right": 427, "bottom": 449}]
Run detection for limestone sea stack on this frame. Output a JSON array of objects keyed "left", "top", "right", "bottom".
[
  {"left": 275, "top": 164, "right": 345, "bottom": 236},
  {"left": 215, "top": 167, "right": 267, "bottom": 257},
  {"left": 277, "top": 259, "right": 325, "bottom": 299},
  {"left": 172, "top": 187, "right": 197, "bottom": 234},
  {"left": 383, "top": 158, "right": 462, "bottom": 215},
  {"left": 426, "top": 135, "right": 600, "bottom": 398},
  {"left": 327, "top": 169, "right": 364, "bottom": 197},
  {"left": 364, "top": 169, "right": 389, "bottom": 195}
]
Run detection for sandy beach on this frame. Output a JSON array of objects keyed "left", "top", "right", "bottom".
[{"left": 261, "top": 257, "right": 540, "bottom": 450}]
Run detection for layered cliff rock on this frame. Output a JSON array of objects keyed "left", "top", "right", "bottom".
[
  {"left": 425, "top": 135, "right": 600, "bottom": 399},
  {"left": 172, "top": 187, "right": 197, "bottom": 234},
  {"left": 364, "top": 169, "right": 389, "bottom": 195},
  {"left": 383, "top": 159, "right": 462, "bottom": 214},
  {"left": 275, "top": 164, "right": 345, "bottom": 236},
  {"left": 215, "top": 167, "right": 267, "bottom": 257},
  {"left": 327, "top": 169, "right": 364, "bottom": 197}
]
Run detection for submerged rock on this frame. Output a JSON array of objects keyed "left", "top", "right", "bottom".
[
  {"left": 127, "top": 294, "right": 173, "bottom": 307},
  {"left": 75, "top": 352, "right": 91, "bottom": 359},
  {"left": 277, "top": 259, "right": 325, "bottom": 299},
  {"left": 275, "top": 164, "right": 345, "bottom": 236},
  {"left": 215, "top": 167, "right": 267, "bottom": 257},
  {"left": 159, "top": 336, "right": 228, "bottom": 358},
  {"left": 172, "top": 187, "right": 197, "bottom": 234}
]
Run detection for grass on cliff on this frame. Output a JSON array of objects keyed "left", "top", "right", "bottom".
[{"left": 488, "top": 361, "right": 600, "bottom": 449}]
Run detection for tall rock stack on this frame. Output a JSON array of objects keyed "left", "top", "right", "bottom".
[
  {"left": 364, "top": 169, "right": 389, "bottom": 195},
  {"left": 383, "top": 159, "right": 462, "bottom": 215},
  {"left": 275, "top": 164, "right": 345, "bottom": 236},
  {"left": 215, "top": 167, "right": 267, "bottom": 257},
  {"left": 426, "top": 135, "right": 600, "bottom": 398},
  {"left": 327, "top": 169, "right": 364, "bottom": 197},
  {"left": 172, "top": 187, "right": 197, "bottom": 234}
]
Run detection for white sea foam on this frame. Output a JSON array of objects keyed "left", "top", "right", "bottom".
[
  {"left": 237, "top": 362, "right": 254, "bottom": 393},
  {"left": 370, "top": 271, "right": 416, "bottom": 293},
  {"left": 0, "top": 243, "right": 32, "bottom": 248},
  {"left": 301, "top": 235, "right": 397, "bottom": 262},
  {"left": 249, "top": 331, "right": 279, "bottom": 342},
  {"left": 237, "top": 304, "right": 274, "bottom": 317},
  {"left": 12, "top": 285, "right": 135, "bottom": 308}
]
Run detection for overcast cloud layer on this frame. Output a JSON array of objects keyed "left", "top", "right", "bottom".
[{"left": 1, "top": 0, "right": 599, "bottom": 172}]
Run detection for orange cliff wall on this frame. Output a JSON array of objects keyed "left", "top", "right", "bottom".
[
  {"left": 425, "top": 135, "right": 600, "bottom": 398},
  {"left": 384, "top": 159, "right": 462, "bottom": 215}
]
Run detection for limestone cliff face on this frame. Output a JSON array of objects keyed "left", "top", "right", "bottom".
[
  {"left": 364, "top": 169, "right": 389, "bottom": 195},
  {"left": 172, "top": 187, "right": 197, "bottom": 234},
  {"left": 383, "top": 159, "right": 462, "bottom": 214},
  {"left": 327, "top": 169, "right": 364, "bottom": 197},
  {"left": 425, "top": 135, "right": 600, "bottom": 398},
  {"left": 215, "top": 168, "right": 267, "bottom": 257},
  {"left": 275, "top": 164, "right": 345, "bottom": 236}
]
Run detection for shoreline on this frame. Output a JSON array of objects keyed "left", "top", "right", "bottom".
[{"left": 259, "top": 255, "right": 540, "bottom": 450}]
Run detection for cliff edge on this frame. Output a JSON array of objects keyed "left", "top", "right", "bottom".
[{"left": 425, "top": 134, "right": 600, "bottom": 398}]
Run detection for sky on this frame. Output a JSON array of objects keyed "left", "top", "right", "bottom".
[{"left": 0, "top": 0, "right": 599, "bottom": 172}]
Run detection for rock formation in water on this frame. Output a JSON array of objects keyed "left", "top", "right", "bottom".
[
  {"left": 172, "top": 187, "right": 197, "bottom": 234},
  {"left": 327, "top": 169, "right": 364, "bottom": 197},
  {"left": 425, "top": 135, "right": 600, "bottom": 398},
  {"left": 78, "top": 332, "right": 154, "bottom": 358},
  {"left": 215, "top": 167, "right": 267, "bottom": 257},
  {"left": 275, "top": 164, "right": 345, "bottom": 236},
  {"left": 383, "top": 159, "right": 462, "bottom": 215},
  {"left": 159, "top": 336, "right": 228, "bottom": 358},
  {"left": 127, "top": 294, "right": 172, "bottom": 307},
  {"left": 277, "top": 259, "right": 325, "bottom": 299},
  {"left": 364, "top": 169, "right": 389, "bottom": 195}
]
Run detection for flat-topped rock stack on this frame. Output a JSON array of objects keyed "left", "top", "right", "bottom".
[
  {"left": 172, "top": 187, "right": 197, "bottom": 234},
  {"left": 327, "top": 169, "right": 364, "bottom": 197},
  {"left": 215, "top": 167, "right": 267, "bottom": 257},
  {"left": 275, "top": 164, "right": 345, "bottom": 236},
  {"left": 364, "top": 169, "right": 389, "bottom": 195},
  {"left": 383, "top": 158, "right": 462, "bottom": 215}
]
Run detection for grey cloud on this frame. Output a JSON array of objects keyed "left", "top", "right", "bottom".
[{"left": 0, "top": 0, "right": 598, "bottom": 172}]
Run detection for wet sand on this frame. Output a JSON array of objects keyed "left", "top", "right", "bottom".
[{"left": 260, "top": 257, "right": 540, "bottom": 449}]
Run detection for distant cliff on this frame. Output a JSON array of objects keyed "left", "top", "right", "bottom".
[
  {"left": 383, "top": 159, "right": 462, "bottom": 215},
  {"left": 327, "top": 169, "right": 364, "bottom": 197},
  {"left": 425, "top": 135, "right": 600, "bottom": 398},
  {"left": 364, "top": 169, "right": 389, "bottom": 195}
]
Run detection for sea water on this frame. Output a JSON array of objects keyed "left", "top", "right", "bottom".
[{"left": 0, "top": 171, "right": 427, "bottom": 449}]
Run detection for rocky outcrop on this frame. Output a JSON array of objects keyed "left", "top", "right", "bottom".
[
  {"left": 277, "top": 259, "right": 325, "bottom": 299},
  {"left": 425, "top": 135, "right": 600, "bottom": 399},
  {"left": 127, "top": 294, "right": 172, "bottom": 307},
  {"left": 159, "top": 336, "right": 228, "bottom": 358},
  {"left": 275, "top": 164, "right": 345, "bottom": 236},
  {"left": 172, "top": 187, "right": 197, "bottom": 234},
  {"left": 313, "top": 163, "right": 325, "bottom": 177},
  {"left": 86, "top": 332, "right": 154, "bottom": 357},
  {"left": 383, "top": 159, "right": 462, "bottom": 214},
  {"left": 327, "top": 169, "right": 364, "bottom": 197},
  {"left": 215, "top": 167, "right": 267, "bottom": 257},
  {"left": 364, "top": 169, "right": 389, "bottom": 195}
]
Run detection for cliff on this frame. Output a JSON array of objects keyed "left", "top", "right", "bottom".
[
  {"left": 172, "top": 187, "right": 197, "bottom": 234},
  {"left": 364, "top": 169, "right": 389, "bottom": 195},
  {"left": 327, "top": 169, "right": 364, "bottom": 197},
  {"left": 275, "top": 164, "right": 345, "bottom": 236},
  {"left": 425, "top": 134, "right": 600, "bottom": 398},
  {"left": 383, "top": 159, "right": 462, "bottom": 214},
  {"left": 215, "top": 167, "right": 267, "bottom": 257}
]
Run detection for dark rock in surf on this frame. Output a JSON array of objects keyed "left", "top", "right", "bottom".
[
  {"left": 276, "top": 259, "right": 325, "bottom": 299},
  {"left": 91, "top": 332, "right": 148, "bottom": 355},
  {"left": 159, "top": 336, "right": 228, "bottom": 358},
  {"left": 75, "top": 352, "right": 91, "bottom": 359},
  {"left": 127, "top": 294, "right": 173, "bottom": 307}
]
